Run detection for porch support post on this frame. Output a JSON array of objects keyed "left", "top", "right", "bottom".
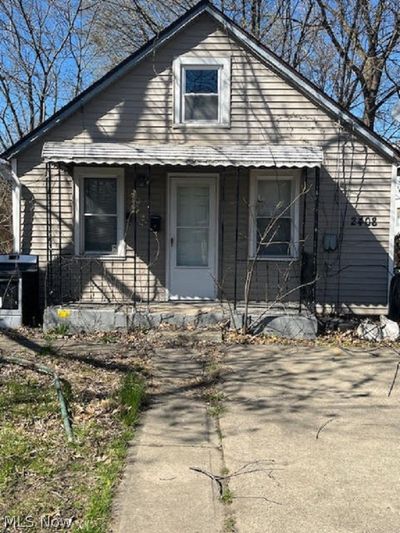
[
  {"left": 133, "top": 166, "right": 137, "bottom": 307},
  {"left": 233, "top": 167, "right": 240, "bottom": 310},
  {"left": 311, "top": 166, "right": 320, "bottom": 310},
  {"left": 219, "top": 171, "right": 225, "bottom": 300},
  {"left": 45, "top": 162, "right": 53, "bottom": 305},
  {"left": 58, "top": 163, "right": 62, "bottom": 303},
  {"left": 299, "top": 167, "right": 308, "bottom": 312},
  {"left": 147, "top": 165, "right": 151, "bottom": 306}
]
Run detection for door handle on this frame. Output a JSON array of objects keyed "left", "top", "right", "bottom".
[{"left": 170, "top": 237, "right": 174, "bottom": 246}]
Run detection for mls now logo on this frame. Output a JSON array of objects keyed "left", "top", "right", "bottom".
[{"left": 2, "top": 515, "right": 74, "bottom": 529}]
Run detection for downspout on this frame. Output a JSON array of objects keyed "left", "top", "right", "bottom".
[{"left": 0, "top": 157, "right": 21, "bottom": 254}]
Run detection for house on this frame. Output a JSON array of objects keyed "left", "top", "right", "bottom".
[{"left": 1, "top": 0, "right": 399, "bottom": 326}]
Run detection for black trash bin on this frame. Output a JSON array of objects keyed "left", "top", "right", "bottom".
[{"left": 0, "top": 254, "right": 39, "bottom": 328}]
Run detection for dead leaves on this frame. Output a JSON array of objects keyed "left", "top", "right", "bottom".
[{"left": 0, "top": 330, "right": 153, "bottom": 526}]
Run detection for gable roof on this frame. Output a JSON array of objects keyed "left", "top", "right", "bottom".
[{"left": 2, "top": 0, "right": 399, "bottom": 162}]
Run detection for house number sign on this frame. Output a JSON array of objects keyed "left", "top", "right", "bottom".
[{"left": 350, "top": 216, "right": 378, "bottom": 227}]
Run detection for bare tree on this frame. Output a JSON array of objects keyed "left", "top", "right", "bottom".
[
  {"left": 314, "top": 0, "right": 400, "bottom": 132},
  {"left": 0, "top": 178, "right": 12, "bottom": 253},
  {"left": 86, "top": 0, "right": 192, "bottom": 67},
  {"left": 0, "top": 0, "right": 95, "bottom": 150},
  {"left": 87, "top": 0, "right": 319, "bottom": 66}
]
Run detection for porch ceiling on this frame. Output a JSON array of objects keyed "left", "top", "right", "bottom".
[{"left": 42, "top": 142, "right": 323, "bottom": 168}]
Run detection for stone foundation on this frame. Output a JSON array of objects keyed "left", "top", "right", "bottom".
[{"left": 43, "top": 304, "right": 318, "bottom": 339}]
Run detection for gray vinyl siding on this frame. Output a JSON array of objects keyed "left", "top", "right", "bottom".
[{"left": 15, "top": 12, "right": 393, "bottom": 313}]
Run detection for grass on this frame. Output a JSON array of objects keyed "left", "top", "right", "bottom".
[
  {"left": 205, "top": 389, "right": 226, "bottom": 417},
  {"left": 0, "top": 379, "right": 64, "bottom": 520},
  {"left": 75, "top": 428, "right": 133, "bottom": 533},
  {"left": 76, "top": 373, "right": 146, "bottom": 532},
  {"left": 224, "top": 516, "right": 237, "bottom": 532},
  {"left": 119, "top": 372, "right": 147, "bottom": 426},
  {"left": 0, "top": 426, "right": 33, "bottom": 490},
  {"left": 202, "top": 352, "right": 235, "bottom": 524},
  {"left": 43, "top": 322, "right": 70, "bottom": 341},
  {"left": 0, "top": 380, "right": 57, "bottom": 489},
  {"left": 220, "top": 486, "right": 234, "bottom": 505},
  {"left": 51, "top": 323, "right": 70, "bottom": 337},
  {"left": 205, "top": 360, "right": 222, "bottom": 379},
  {"left": 0, "top": 343, "right": 148, "bottom": 533}
]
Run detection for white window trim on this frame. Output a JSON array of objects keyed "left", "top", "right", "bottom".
[
  {"left": 173, "top": 56, "right": 231, "bottom": 127},
  {"left": 248, "top": 169, "right": 301, "bottom": 261},
  {"left": 74, "top": 167, "right": 125, "bottom": 258}
]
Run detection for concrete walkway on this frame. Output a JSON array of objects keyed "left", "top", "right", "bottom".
[{"left": 112, "top": 348, "right": 224, "bottom": 533}]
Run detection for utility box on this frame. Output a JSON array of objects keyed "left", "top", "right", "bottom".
[{"left": 0, "top": 254, "right": 39, "bottom": 328}]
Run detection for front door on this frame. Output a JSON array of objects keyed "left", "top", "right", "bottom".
[{"left": 168, "top": 175, "right": 218, "bottom": 299}]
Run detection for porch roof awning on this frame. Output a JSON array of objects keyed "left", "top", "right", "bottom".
[{"left": 42, "top": 142, "right": 323, "bottom": 168}]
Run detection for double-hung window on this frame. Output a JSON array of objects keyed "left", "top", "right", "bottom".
[
  {"left": 173, "top": 57, "right": 230, "bottom": 125},
  {"left": 249, "top": 171, "right": 300, "bottom": 260},
  {"left": 184, "top": 68, "right": 219, "bottom": 122},
  {"left": 75, "top": 168, "right": 125, "bottom": 257}
]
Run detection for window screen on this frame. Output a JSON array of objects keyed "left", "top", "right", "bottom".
[
  {"left": 256, "top": 179, "right": 292, "bottom": 256},
  {"left": 83, "top": 178, "right": 118, "bottom": 253},
  {"left": 183, "top": 68, "right": 219, "bottom": 122}
]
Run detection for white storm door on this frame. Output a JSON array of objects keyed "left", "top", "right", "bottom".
[{"left": 168, "top": 175, "right": 218, "bottom": 299}]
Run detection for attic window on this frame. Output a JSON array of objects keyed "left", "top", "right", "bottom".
[{"left": 173, "top": 57, "right": 231, "bottom": 126}]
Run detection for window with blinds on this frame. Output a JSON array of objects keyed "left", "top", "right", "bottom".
[
  {"left": 74, "top": 168, "right": 125, "bottom": 257},
  {"left": 83, "top": 178, "right": 118, "bottom": 253},
  {"left": 249, "top": 171, "right": 300, "bottom": 260},
  {"left": 256, "top": 179, "right": 292, "bottom": 257}
]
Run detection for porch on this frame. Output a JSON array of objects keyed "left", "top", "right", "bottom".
[{"left": 40, "top": 142, "right": 322, "bottom": 314}]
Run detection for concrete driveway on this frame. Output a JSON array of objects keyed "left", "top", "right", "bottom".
[
  {"left": 113, "top": 341, "right": 400, "bottom": 533},
  {"left": 221, "top": 344, "right": 400, "bottom": 533}
]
